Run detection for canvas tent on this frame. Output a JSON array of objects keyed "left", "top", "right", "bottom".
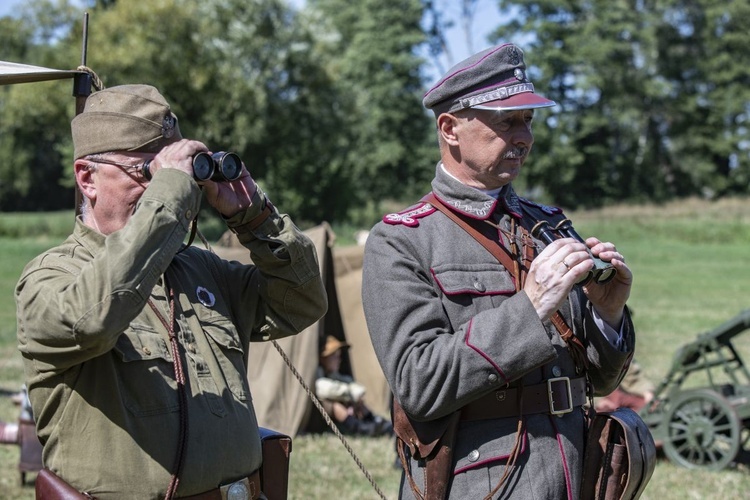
[
  {"left": 213, "top": 224, "right": 391, "bottom": 437},
  {"left": 0, "top": 60, "right": 82, "bottom": 85}
]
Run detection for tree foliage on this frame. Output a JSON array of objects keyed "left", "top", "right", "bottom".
[
  {"left": 496, "top": 0, "right": 750, "bottom": 208},
  {"left": 1, "top": 0, "right": 749, "bottom": 221},
  {"left": 0, "top": 0, "right": 432, "bottom": 225},
  {"left": 307, "top": 0, "right": 434, "bottom": 215}
]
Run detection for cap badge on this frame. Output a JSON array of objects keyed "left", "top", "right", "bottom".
[
  {"left": 508, "top": 46, "right": 521, "bottom": 65},
  {"left": 514, "top": 68, "right": 525, "bottom": 81},
  {"left": 162, "top": 114, "right": 176, "bottom": 138},
  {"left": 196, "top": 286, "right": 216, "bottom": 308}
]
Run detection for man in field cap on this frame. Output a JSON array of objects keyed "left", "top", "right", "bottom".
[
  {"left": 363, "top": 43, "right": 639, "bottom": 499},
  {"left": 16, "top": 84, "right": 327, "bottom": 498}
]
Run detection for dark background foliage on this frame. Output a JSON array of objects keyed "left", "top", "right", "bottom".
[{"left": 1, "top": 0, "right": 748, "bottom": 226}]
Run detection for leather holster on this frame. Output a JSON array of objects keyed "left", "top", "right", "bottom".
[{"left": 392, "top": 399, "right": 460, "bottom": 500}]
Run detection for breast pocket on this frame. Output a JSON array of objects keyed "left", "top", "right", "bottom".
[
  {"left": 432, "top": 263, "right": 516, "bottom": 328},
  {"left": 202, "top": 317, "right": 250, "bottom": 401},
  {"left": 114, "top": 323, "right": 178, "bottom": 417}
]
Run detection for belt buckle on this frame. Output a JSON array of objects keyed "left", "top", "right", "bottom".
[
  {"left": 220, "top": 477, "right": 252, "bottom": 500},
  {"left": 547, "top": 376, "right": 573, "bottom": 415}
]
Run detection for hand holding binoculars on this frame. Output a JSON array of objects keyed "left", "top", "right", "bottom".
[
  {"left": 141, "top": 151, "right": 243, "bottom": 182},
  {"left": 531, "top": 219, "right": 616, "bottom": 286}
]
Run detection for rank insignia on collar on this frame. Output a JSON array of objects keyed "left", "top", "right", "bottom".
[
  {"left": 383, "top": 202, "right": 436, "bottom": 227},
  {"left": 519, "top": 197, "right": 562, "bottom": 215},
  {"left": 196, "top": 286, "right": 216, "bottom": 308}
]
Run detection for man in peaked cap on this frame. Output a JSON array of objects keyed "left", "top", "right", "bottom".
[
  {"left": 15, "top": 84, "right": 327, "bottom": 498},
  {"left": 362, "top": 44, "right": 638, "bottom": 498}
]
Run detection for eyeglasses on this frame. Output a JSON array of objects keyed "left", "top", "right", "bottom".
[{"left": 88, "top": 158, "right": 150, "bottom": 178}]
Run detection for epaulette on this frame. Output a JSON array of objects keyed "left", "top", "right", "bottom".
[
  {"left": 383, "top": 202, "right": 436, "bottom": 227},
  {"left": 518, "top": 197, "right": 562, "bottom": 216}
]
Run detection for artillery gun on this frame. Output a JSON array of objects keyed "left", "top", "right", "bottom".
[{"left": 639, "top": 309, "right": 750, "bottom": 470}]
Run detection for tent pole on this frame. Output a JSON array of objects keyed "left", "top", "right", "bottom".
[{"left": 72, "top": 12, "right": 91, "bottom": 217}]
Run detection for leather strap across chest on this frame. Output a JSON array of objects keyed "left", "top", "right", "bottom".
[{"left": 424, "top": 192, "right": 589, "bottom": 372}]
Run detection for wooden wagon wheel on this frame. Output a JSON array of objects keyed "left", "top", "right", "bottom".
[{"left": 662, "top": 389, "right": 741, "bottom": 470}]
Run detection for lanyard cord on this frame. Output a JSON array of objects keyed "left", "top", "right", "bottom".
[{"left": 147, "top": 284, "right": 189, "bottom": 500}]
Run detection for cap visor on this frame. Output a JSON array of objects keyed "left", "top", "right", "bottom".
[{"left": 472, "top": 92, "right": 556, "bottom": 111}]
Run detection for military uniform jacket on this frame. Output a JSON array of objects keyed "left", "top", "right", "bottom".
[
  {"left": 15, "top": 169, "right": 327, "bottom": 499},
  {"left": 362, "top": 164, "right": 634, "bottom": 500}
]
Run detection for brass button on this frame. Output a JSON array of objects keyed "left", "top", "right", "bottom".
[
  {"left": 468, "top": 450, "right": 480, "bottom": 462},
  {"left": 473, "top": 280, "right": 486, "bottom": 292},
  {"left": 185, "top": 209, "right": 192, "bottom": 219}
]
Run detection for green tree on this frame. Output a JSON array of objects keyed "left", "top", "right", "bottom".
[
  {"left": 656, "top": 0, "right": 750, "bottom": 197},
  {"left": 306, "top": 0, "right": 435, "bottom": 218},
  {"left": 1, "top": 0, "right": 439, "bottom": 223},
  {"left": 496, "top": 0, "right": 750, "bottom": 208},
  {"left": 0, "top": 0, "right": 83, "bottom": 211}
]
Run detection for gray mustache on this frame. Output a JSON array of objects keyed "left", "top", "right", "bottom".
[{"left": 501, "top": 147, "right": 528, "bottom": 159}]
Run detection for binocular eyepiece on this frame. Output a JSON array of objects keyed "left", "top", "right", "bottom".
[
  {"left": 531, "top": 219, "right": 616, "bottom": 286},
  {"left": 141, "top": 151, "right": 243, "bottom": 182}
]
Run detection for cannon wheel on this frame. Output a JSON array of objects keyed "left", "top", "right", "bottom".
[{"left": 662, "top": 389, "right": 741, "bottom": 470}]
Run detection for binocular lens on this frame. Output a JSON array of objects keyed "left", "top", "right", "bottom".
[
  {"left": 192, "top": 153, "right": 215, "bottom": 181},
  {"left": 192, "top": 152, "right": 242, "bottom": 182},
  {"left": 217, "top": 152, "right": 242, "bottom": 182},
  {"left": 142, "top": 151, "right": 244, "bottom": 182},
  {"left": 595, "top": 267, "right": 617, "bottom": 284}
]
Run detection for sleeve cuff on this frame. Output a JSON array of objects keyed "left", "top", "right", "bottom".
[{"left": 225, "top": 185, "right": 273, "bottom": 235}]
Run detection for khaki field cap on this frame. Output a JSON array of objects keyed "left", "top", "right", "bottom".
[
  {"left": 321, "top": 335, "right": 350, "bottom": 357},
  {"left": 71, "top": 84, "right": 182, "bottom": 159},
  {"left": 422, "top": 42, "right": 556, "bottom": 116}
]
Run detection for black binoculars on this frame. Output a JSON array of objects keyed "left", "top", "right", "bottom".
[
  {"left": 531, "top": 219, "right": 616, "bottom": 285},
  {"left": 141, "top": 151, "right": 243, "bottom": 182}
]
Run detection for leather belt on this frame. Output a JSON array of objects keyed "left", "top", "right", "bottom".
[
  {"left": 461, "top": 376, "right": 587, "bottom": 421},
  {"left": 179, "top": 470, "right": 263, "bottom": 500}
]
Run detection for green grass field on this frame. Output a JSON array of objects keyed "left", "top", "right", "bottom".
[{"left": 1, "top": 198, "right": 750, "bottom": 499}]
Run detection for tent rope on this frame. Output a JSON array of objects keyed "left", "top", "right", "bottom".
[
  {"left": 76, "top": 65, "right": 104, "bottom": 91},
  {"left": 269, "top": 339, "right": 388, "bottom": 500},
  {"left": 196, "top": 228, "right": 387, "bottom": 499}
]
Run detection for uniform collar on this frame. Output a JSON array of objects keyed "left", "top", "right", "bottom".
[
  {"left": 432, "top": 163, "right": 523, "bottom": 220},
  {"left": 72, "top": 215, "right": 107, "bottom": 255}
]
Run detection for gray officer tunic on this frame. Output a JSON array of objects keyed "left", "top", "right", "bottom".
[{"left": 362, "top": 164, "right": 634, "bottom": 499}]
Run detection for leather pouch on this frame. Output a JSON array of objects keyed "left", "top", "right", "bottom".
[
  {"left": 581, "top": 407, "right": 656, "bottom": 500},
  {"left": 36, "top": 468, "right": 89, "bottom": 500},
  {"left": 392, "top": 399, "right": 460, "bottom": 500},
  {"left": 259, "top": 427, "right": 292, "bottom": 500}
]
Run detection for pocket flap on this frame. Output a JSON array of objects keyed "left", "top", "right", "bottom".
[{"left": 432, "top": 264, "right": 515, "bottom": 296}]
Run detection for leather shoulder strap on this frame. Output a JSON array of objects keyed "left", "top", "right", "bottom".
[
  {"left": 425, "top": 192, "right": 589, "bottom": 371},
  {"left": 424, "top": 193, "right": 517, "bottom": 274}
]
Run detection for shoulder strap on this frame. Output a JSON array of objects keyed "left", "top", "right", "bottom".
[
  {"left": 425, "top": 192, "right": 589, "bottom": 371},
  {"left": 423, "top": 192, "right": 518, "bottom": 278}
]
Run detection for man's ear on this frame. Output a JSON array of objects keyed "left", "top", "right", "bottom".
[
  {"left": 437, "top": 112, "right": 460, "bottom": 146},
  {"left": 74, "top": 159, "right": 97, "bottom": 202}
]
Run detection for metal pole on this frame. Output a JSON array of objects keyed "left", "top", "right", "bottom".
[{"left": 73, "top": 12, "right": 91, "bottom": 216}]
